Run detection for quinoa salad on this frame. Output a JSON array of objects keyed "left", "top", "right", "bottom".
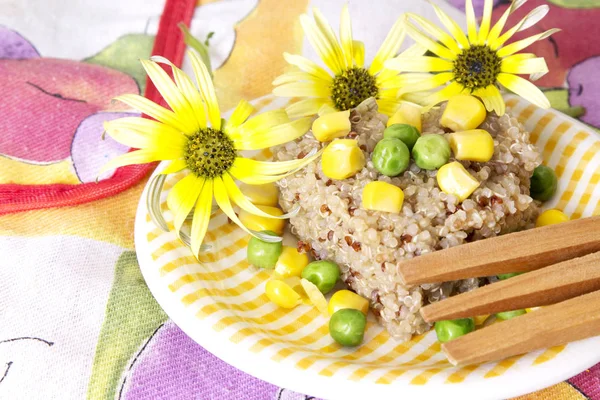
[{"left": 274, "top": 98, "right": 542, "bottom": 341}]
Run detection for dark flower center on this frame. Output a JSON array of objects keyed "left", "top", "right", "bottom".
[
  {"left": 330, "top": 67, "right": 379, "bottom": 111},
  {"left": 453, "top": 45, "right": 502, "bottom": 90},
  {"left": 184, "top": 128, "right": 236, "bottom": 178}
]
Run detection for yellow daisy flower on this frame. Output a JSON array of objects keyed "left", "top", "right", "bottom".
[
  {"left": 385, "top": 0, "right": 560, "bottom": 116},
  {"left": 272, "top": 5, "right": 425, "bottom": 117},
  {"left": 101, "top": 52, "right": 318, "bottom": 255}
]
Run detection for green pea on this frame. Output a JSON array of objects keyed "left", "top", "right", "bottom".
[
  {"left": 247, "top": 230, "right": 282, "bottom": 269},
  {"left": 496, "top": 309, "right": 526, "bottom": 320},
  {"left": 530, "top": 165, "right": 557, "bottom": 202},
  {"left": 498, "top": 272, "right": 523, "bottom": 280},
  {"left": 412, "top": 134, "right": 451, "bottom": 170},
  {"left": 435, "top": 318, "right": 475, "bottom": 343},
  {"left": 383, "top": 124, "right": 420, "bottom": 151},
  {"left": 329, "top": 309, "right": 367, "bottom": 347},
  {"left": 301, "top": 260, "right": 340, "bottom": 294},
  {"left": 372, "top": 138, "right": 410, "bottom": 177}
]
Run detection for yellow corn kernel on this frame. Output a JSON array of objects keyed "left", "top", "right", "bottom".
[
  {"left": 321, "top": 139, "right": 365, "bottom": 180},
  {"left": 328, "top": 290, "right": 370, "bottom": 316},
  {"left": 437, "top": 161, "right": 480, "bottom": 202},
  {"left": 387, "top": 102, "right": 422, "bottom": 132},
  {"left": 265, "top": 278, "right": 302, "bottom": 309},
  {"left": 300, "top": 278, "right": 329, "bottom": 314},
  {"left": 362, "top": 181, "right": 404, "bottom": 213},
  {"left": 449, "top": 129, "right": 495, "bottom": 162},
  {"left": 312, "top": 110, "right": 351, "bottom": 142},
  {"left": 274, "top": 246, "right": 310, "bottom": 278},
  {"left": 441, "top": 94, "right": 487, "bottom": 132},
  {"left": 536, "top": 209, "right": 569, "bottom": 227},
  {"left": 238, "top": 205, "right": 285, "bottom": 235},
  {"left": 240, "top": 182, "right": 279, "bottom": 207},
  {"left": 474, "top": 315, "right": 490, "bottom": 326}
]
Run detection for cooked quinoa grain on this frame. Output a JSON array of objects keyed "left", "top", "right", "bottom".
[{"left": 275, "top": 98, "right": 541, "bottom": 341}]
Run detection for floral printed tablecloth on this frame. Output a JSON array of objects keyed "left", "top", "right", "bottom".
[{"left": 1, "top": 0, "right": 599, "bottom": 399}]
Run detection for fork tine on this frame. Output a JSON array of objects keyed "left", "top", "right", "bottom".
[
  {"left": 443, "top": 289, "right": 600, "bottom": 366},
  {"left": 398, "top": 216, "right": 600, "bottom": 285},
  {"left": 421, "top": 251, "right": 600, "bottom": 322}
]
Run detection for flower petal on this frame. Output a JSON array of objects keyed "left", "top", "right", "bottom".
[
  {"left": 190, "top": 178, "right": 213, "bottom": 255},
  {"left": 318, "top": 102, "right": 337, "bottom": 116},
  {"left": 497, "top": 28, "right": 560, "bottom": 58},
  {"left": 501, "top": 55, "right": 549, "bottom": 77},
  {"left": 352, "top": 40, "right": 365, "bottom": 68},
  {"left": 233, "top": 117, "right": 312, "bottom": 151},
  {"left": 140, "top": 60, "right": 197, "bottom": 134},
  {"left": 404, "top": 19, "right": 456, "bottom": 60},
  {"left": 169, "top": 174, "right": 205, "bottom": 235},
  {"left": 465, "top": 0, "right": 479, "bottom": 44},
  {"left": 376, "top": 69, "right": 405, "bottom": 89},
  {"left": 150, "top": 55, "right": 207, "bottom": 130},
  {"left": 431, "top": 3, "right": 470, "bottom": 49},
  {"left": 282, "top": 52, "right": 333, "bottom": 82},
  {"left": 398, "top": 72, "right": 454, "bottom": 95},
  {"left": 477, "top": 0, "right": 494, "bottom": 45},
  {"left": 513, "top": 4, "right": 548, "bottom": 31},
  {"left": 486, "top": 0, "right": 527, "bottom": 46},
  {"left": 492, "top": 6, "right": 551, "bottom": 50},
  {"left": 232, "top": 152, "right": 320, "bottom": 176},
  {"left": 339, "top": 4, "right": 354, "bottom": 67},
  {"left": 475, "top": 85, "right": 506, "bottom": 116},
  {"left": 369, "top": 17, "right": 406, "bottom": 75},
  {"left": 229, "top": 167, "right": 290, "bottom": 185},
  {"left": 300, "top": 14, "right": 343, "bottom": 74},
  {"left": 212, "top": 176, "right": 257, "bottom": 239},
  {"left": 403, "top": 90, "right": 434, "bottom": 105},
  {"left": 225, "top": 100, "right": 255, "bottom": 133},
  {"left": 114, "top": 94, "right": 188, "bottom": 133},
  {"left": 497, "top": 73, "right": 550, "bottom": 109},
  {"left": 398, "top": 43, "right": 428, "bottom": 58},
  {"left": 312, "top": 8, "right": 347, "bottom": 69},
  {"left": 423, "top": 81, "right": 465, "bottom": 107},
  {"left": 104, "top": 118, "right": 187, "bottom": 151},
  {"left": 188, "top": 50, "right": 221, "bottom": 129},
  {"left": 160, "top": 158, "right": 187, "bottom": 175},
  {"left": 385, "top": 55, "right": 453, "bottom": 73},
  {"left": 407, "top": 14, "right": 461, "bottom": 55},
  {"left": 272, "top": 70, "right": 330, "bottom": 86},
  {"left": 272, "top": 80, "right": 331, "bottom": 98},
  {"left": 380, "top": 72, "right": 434, "bottom": 91},
  {"left": 223, "top": 173, "right": 294, "bottom": 219},
  {"left": 99, "top": 148, "right": 179, "bottom": 176},
  {"left": 285, "top": 98, "right": 328, "bottom": 118},
  {"left": 237, "top": 109, "right": 290, "bottom": 137},
  {"left": 230, "top": 160, "right": 315, "bottom": 185},
  {"left": 376, "top": 98, "right": 402, "bottom": 116}
]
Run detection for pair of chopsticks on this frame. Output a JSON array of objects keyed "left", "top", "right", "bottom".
[{"left": 397, "top": 215, "right": 600, "bottom": 366}]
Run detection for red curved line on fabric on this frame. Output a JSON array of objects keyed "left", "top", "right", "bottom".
[{"left": 0, "top": 0, "right": 197, "bottom": 216}]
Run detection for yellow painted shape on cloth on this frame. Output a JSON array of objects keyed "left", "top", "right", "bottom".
[
  {"left": 511, "top": 382, "right": 586, "bottom": 400},
  {"left": 212, "top": 0, "right": 309, "bottom": 110},
  {"left": 0, "top": 157, "right": 79, "bottom": 185},
  {"left": 0, "top": 176, "right": 146, "bottom": 249}
]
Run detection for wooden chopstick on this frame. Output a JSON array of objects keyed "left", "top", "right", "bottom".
[
  {"left": 420, "top": 251, "right": 600, "bottom": 322},
  {"left": 398, "top": 215, "right": 600, "bottom": 285},
  {"left": 442, "top": 289, "right": 600, "bottom": 366}
]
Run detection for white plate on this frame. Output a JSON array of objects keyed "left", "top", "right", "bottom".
[{"left": 135, "top": 95, "right": 600, "bottom": 400}]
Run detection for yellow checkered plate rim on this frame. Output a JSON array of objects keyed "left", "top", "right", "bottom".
[{"left": 135, "top": 95, "right": 600, "bottom": 400}]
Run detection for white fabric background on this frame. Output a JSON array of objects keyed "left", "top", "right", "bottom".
[{"left": 0, "top": 236, "right": 125, "bottom": 399}]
